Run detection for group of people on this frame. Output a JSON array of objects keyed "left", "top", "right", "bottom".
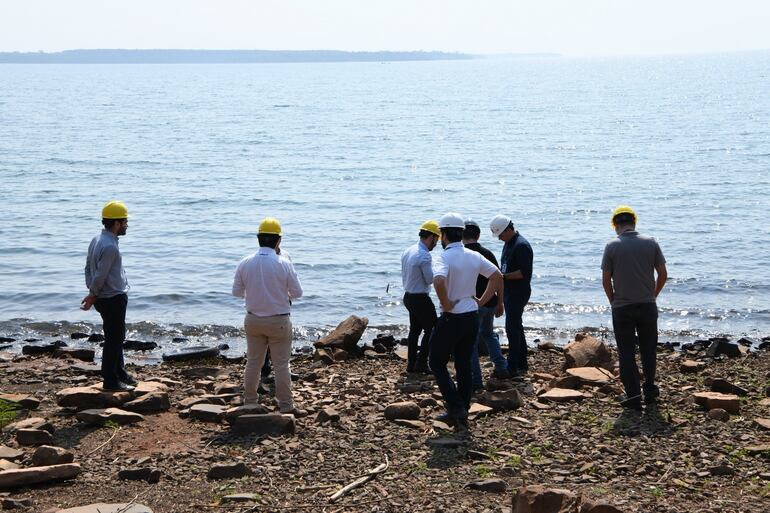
[{"left": 81, "top": 200, "right": 667, "bottom": 433}]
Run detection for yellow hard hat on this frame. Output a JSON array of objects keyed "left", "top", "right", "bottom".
[
  {"left": 102, "top": 200, "right": 129, "bottom": 219},
  {"left": 420, "top": 220, "right": 440, "bottom": 237},
  {"left": 611, "top": 205, "right": 637, "bottom": 227},
  {"left": 258, "top": 217, "right": 282, "bottom": 235}
]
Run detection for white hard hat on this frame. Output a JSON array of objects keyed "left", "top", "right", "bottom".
[
  {"left": 438, "top": 212, "right": 465, "bottom": 229},
  {"left": 490, "top": 215, "right": 512, "bottom": 237},
  {"left": 464, "top": 218, "right": 479, "bottom": 228}
]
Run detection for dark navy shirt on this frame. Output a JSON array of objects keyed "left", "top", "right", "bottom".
[
  {"left": 500, "top": 233, "right": 533, "bottom": 300},
  {"left": 464, "top": 242, "right": 499, "bottom": 308}
]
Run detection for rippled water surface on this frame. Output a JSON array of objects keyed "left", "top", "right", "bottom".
[{"left": 1, "top": 53, "right": 769, "bottom": 345}]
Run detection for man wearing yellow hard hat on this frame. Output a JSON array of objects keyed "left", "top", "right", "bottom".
[
  {"left": 232, "top": 217, "right": 306, "bottom": 417},
  {"left": 82, "top": 201, "right": 135, "bottom": 392},
  {"left": 400, "top": 220, "right": 440, "bottom": 374},
  {"left": 601, "top": 206, "right": 668, "bottom": 411}
]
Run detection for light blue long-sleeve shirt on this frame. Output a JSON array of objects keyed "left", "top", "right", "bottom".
[
  {"left": 401, "top": 241, "right": 433, "bottom": 294},
  {"left": 85, "top": 230, "right": 129, "bottom": 298}
]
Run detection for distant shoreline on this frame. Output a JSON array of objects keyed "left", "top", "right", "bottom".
[{"left": 0, "top": 49, "right": 559, "bottom": 64}]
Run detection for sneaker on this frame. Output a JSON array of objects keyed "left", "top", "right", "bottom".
[
  {"left": 643, "top": 389, "right": 660, "bottom": 404},
  {"left": 280, "top": 407, "right": 308, "bottom": 418},
  {"left": 454, "top": 417, "right": 471, "bottom": 438},
  {"left": 618, "top": 394, "right": 643, "bottom": 411},
  {"left": 120, "top": 375, "right": 138, "bottom": 386},
  {"left": 103, "top": 382, "right": 135, "bottom": 392}
]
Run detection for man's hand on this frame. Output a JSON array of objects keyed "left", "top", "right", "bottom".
[
  {"left": 80, "top": 294, "right": 96, "bottom": 311},
  {"left": 495, "top": 302, "right": 504, "bottom": 318}
]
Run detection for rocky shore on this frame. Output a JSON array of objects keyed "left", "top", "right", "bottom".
[{"left": 0, "top": 317, "right": 768, "bottom": 512}]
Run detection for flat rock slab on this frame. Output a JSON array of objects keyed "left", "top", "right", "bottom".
[
  {"left": 162, "top": 345, "right": 220, "bottom": 363},
  {"left": 512, "top": 485, "right": 579, "bottom": 513},
  {"left": 31, "top": 446, "right": 74, "bottom": 466},
  {"left": 207, "top": 462, "right": 251, "bottom": 480},
  {"left": 0, "top": 445, "right": 24, "bottom": 461},
  {"left": 467, "top": 478, "right": 507, "bottom": 493},
  {"left": 56, "top": 504, "right": 153, "bottom": 513},
  {"left": 76, "top": 408, "right": 144, "bottom": 426},
  {"left": 223, "top": 404, "right": 269, "bottom": 424},
  {"left": 384, "top": 401, "right": 421, "bottom": 420},
  {"left": 565, "top": 367, "right": 614, "bottom": 385},
  {"left": 221, "top": 493, "right": 260, "bottom": 503},
  {"left": 539, "top": 388, "right": 586, "bottom": 402},
  {"left": 123, "top": 392, "right": 170, "bottom": 413},
  {"left": 0, "top": 459, "right": 20, "bottom": 471},
  {"left": 693, "top": 392, "right": 740, "bottom": 413},
  {"left": 478, "top": 389, "right": 523, "bottom": 411},
  {"left": 118, "top": 467, "right": 161, "bottom": 483},
  {"left": 393, "top": 419, "right": 426, "bottom": 429},
  {"left": 426, "top": 437, "right": 469, "bottom": 449},
  {"left": 133, "top": 382, "right": 169, "bottom": 395},
  {"left": 468, "top": 402, "right": 494, "bottom": 416},
  {"left": 0, "top": 393, "right": 41, "bottom": 410},
  {"left": 680, "top": 360, "right": 707, "bottom": 373},
  {"left": 16, "top": 428, "right": 54, "bottom": 446},
  {"left": 232, "top": 414, "right": 295, "bottom": 436},
  {"left": 3, "top": 417, "right": 54, "bottom": 434},
  {"left": 54, "top": 347, "right": 95, "bottom": 362},
  {"left": 0, "top": 463, "right": 81, "bottom": 489},
  {"left": 754, "top": 418, "right": 770, "bottom": 431},
  {"left": 705, "top": 377, "right": 748, "bottom": 396},
  {"left": 56, "top": 386, "right": 133, "bottom": 410},
  {"left": 189, "top": 404, "right": 228, "bottom": 423}
]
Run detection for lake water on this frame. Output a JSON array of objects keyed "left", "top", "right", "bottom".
[{"left": 1, "top": 52, "right": 769, "bottom": 351}]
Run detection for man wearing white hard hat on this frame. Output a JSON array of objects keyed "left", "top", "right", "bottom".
[
  {"left": 490, "top": 215, "right": 533, "bottom": 377},
  {"left": 430, "top": 213, "right": 504, "bottom": 434}
]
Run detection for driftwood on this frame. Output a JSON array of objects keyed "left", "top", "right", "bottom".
[{"left": 329, "top": 455, "right": 389, "bottom": 503}]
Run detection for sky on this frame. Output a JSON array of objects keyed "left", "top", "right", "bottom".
[{"left": 1, "top": 0, "right": 769, "bottom": 57}]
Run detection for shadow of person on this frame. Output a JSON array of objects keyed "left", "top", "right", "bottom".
[
  {"left": 640, "top": 403, "right": 673, "bottom": 436},
  {"left": 612, "top": 407, "right": 642, "bottom": 437}
]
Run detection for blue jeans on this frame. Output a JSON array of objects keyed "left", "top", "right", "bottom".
[
  {"left": 504, "top": 294, "right": 530, "bottom": 374},
  {"left": 471, "top": 305, "right": 508, "bottom": 386},
  {"left": 429, "top": 311, "right": 479, "bottom": 419}
]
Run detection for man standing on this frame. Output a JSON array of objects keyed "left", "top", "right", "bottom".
[
  {"left": 232, "top": 217, "right": 305, "bottom": 416},
  {"left": 602, "top": 206, "right": 667, "bottom": 410},
  {"left": 430, "top": 213, "right": 504, "bottom": 434},
  {"left": 82, "top": 201, "right": 135, "bottom": 392},
  {"left": 462, "top": 219, "right": 509, "bottom": 388},
  {"left": 400, "top": 220, "right": 440, "bottom": 373},
  {"left": 490, "top": 215, "right": 533, "bottom": 377}
]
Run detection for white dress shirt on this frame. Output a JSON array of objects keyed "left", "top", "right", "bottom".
[
  {"left": 232, "top": 247, "right": 303, "bottom": 316},
  {"left": 401, "top": 241, "right": 433, "bottom": 294},
  {"left": 433, "top": 242, "right": 497, "bottom": 314}
]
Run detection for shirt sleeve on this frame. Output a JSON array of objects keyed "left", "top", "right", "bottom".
[
  {"left": 653, "top": 239, "right": 666, "bottom": 266},
  {"left": 512, "top": 244, "right": 533, "bottom": 280},
  {"left": 84, "top": 254, "right": 92, "bottom": 289},
  {"left": 477, "top": 253, "right": 497, "bottom": 278},
  {"left": 419, "top": 252, "right": 433, "bottom": 286},
  {"left": 232, "top": 260, "right": 246, "bottom": 298},
  {"left": 433, "top": 255, "right": 448, "bottom": 278},
  {"left": 88, "top": 245, "right": 119, "bottom": 296},
  {"left": 286, "top": 262, "right": 303, "bottom": 299},
  {"left": 600, "top": 243, "right": 613, "bottom": 273}
]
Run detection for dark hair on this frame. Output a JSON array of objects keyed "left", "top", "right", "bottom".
[
  {"left": 418, "top": 229, "right": 437, "bottom": 239},
  {"left": 258, "top": 233, "right": 280, "bottom": 248},
  {"left": 441, "top": 227, "right": 463, "bottom": 243},
  {"left": 463, "top": 224, "right": 480, "bottom": 240},
  {"left": 102, "top": 218, "right": 125, "bottom": 230},
  {"left": 613, "top": 213, "right": 635, "bottom": 227}
]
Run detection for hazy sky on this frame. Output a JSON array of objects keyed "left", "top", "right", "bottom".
[{"left": 2, "top": 0, "right": 769, "bottom": 56}]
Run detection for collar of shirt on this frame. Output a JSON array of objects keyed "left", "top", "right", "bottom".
[
  {"left": 101, "top": 229, "right": 119, "bottom": 243},
  {"left": 258, "top": 247, "right": 277, "bottom": 256},
  {"left": 418, "top": 240, "right": 430, "bottom": 252},
  {"left": 619, "top": 230, "right": 638, "bottom": 237},
  {"left": 444, "top": 241, "right": 463, "bottom": 250}
]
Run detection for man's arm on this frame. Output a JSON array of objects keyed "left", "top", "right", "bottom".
[
  {"left": 433, "top": 276, "right": 454, "bottom": 312},
  {"left": 232, "top": 262, "right": 245, "bottom": 298},
  {"left": 504, "top": 270, "right": 524, "bottom": 280},
  {"left": 419, "top": 254, "right": 433, "bottom": 288},
  {"left": 287, "top": 264, "right": 303, "bottom": 300},
  {"left": 602, "top": 271, "right": 614, "bottom": 304},
  {"left": 654, "top": 263, "right": 667, "bottom": 297},
  {"left": 478, "top": 270, "right": 503, "bottom": 307}
]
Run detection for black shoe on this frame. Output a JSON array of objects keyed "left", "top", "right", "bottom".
[
  {"left": 491, "top": 368, "right": 510, "bottom": 379},
  {"left": 406, "top": 362, "right": 416, "bottom": 373},
  {"left": 644, "top": 389, "right": 660, "bottom": 404},
  {"left": 454, "top": 417, "right": 471, "bottom": 438},
  {"left": 103, "top": 382, "right": 135, "bottom": 392},
  {"left": 120, "top": 375, "right": 138, "bottom": 386},
  {"left": 414, "top": 365, "right": 432, "bottom": 375},
  {"left": 262, "top": 374, "right": 274, "bottom": 384},
  {"left": 618, "top": 395, "right": 643, "bottom": 411}
]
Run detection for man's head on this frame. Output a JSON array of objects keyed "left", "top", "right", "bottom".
[
  {"left": 258, "top": 217, "right": 282, "bottom": 249},
  {"left": 611, "top": 205, "right": 637, "bottom": 234},
  {"left": 463, "top": 219, "right": 481, "bottom": 243},
  {"left": 438, "top": 212, "right": 465, "bottom": 249},
  {"left": 101, "top": 200, "right": 129, "bottom": 236},
  {"left": 419, "top": 220, "right": 440, "bottom": 251},
  {"left": 490, "top": 214, "right": 515, "bottom": 242}
]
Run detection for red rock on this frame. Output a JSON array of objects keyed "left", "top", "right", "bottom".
[
  {"left": 693, "top": 392, "right": 740, "bottom": 414},
  {"left": 313, "top": 315, "right": 368, "bottom": 351},
  {"left": 540, "top": 388, "right": 586, "bottom": 402},
  {"left": 563, "top": 336, "right": 614, "bottom": 371},
  {"left": 512, "top": 485, "right": 579, "bottom": 513}
]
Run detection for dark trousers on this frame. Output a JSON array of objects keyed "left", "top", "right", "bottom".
[
  {"left": 403, "top": 293, "right": 436, "bottom": 369},
  {"left": 612, "top": 303, "right": 659, "bottom": 401},
  {"left": 429, "top": 311, "right": 479, "bottom": 419},
  {"left": 504, "top": 293, "right": 530, "bottom": 373},
  {"left": 94, "top": 293, "right": 129, "bottom": 387}
]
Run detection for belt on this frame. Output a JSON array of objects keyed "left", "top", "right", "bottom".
[
  {"left": 404, "top": 292, "right": 429, "bottom": 295},
  {"left": 247, "top": 311, "right": 290, "bottom": 317}
]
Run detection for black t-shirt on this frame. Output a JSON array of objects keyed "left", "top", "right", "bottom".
[
  {"left": 501, "top": 233, "right": 533, "bottom": 299},
  {"left": 464, "top": 242, "right": 499, "bottom": 308}
]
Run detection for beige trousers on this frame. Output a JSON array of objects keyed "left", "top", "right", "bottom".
[{"left": 243, "top": 313, "right": 294, "bottom": 411}]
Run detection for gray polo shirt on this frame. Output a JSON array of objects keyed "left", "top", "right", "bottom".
[
  {"left": 601, "top": 231, "right": 665, "bottom": 308},
  {"left": 85, "top": 230, "right": 129, "bottom": 298}
]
